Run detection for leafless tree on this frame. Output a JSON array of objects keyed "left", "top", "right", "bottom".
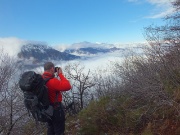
[
  {"left": 64, "top": 62, "right": 95, "bottom": 110},
  {"left": 0, "top": 49, "right": 46, "bottom": 135},
  {"left": 0, "top": 49, "right": 27, "bottom": 135},
  {"left": 92, "top": 66, "right": 123, "bottom": 99}
]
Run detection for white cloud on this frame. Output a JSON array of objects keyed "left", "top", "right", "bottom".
[
  {"left": 0, "top": 37, "right": 27, "bottom": 57},
  {"left": 146, "top": 7, "right": 175, "bottom": 18},
  {"left": 146, "top": 0, "right": 175, "bottom": 18},
  {"left": 128, "top": 0, "right": 176, "bottom": 18},
  {"left": 147, "top": 0, "right": 174, "bottom": 4},
  {"left": 53, "top": 44, "right": 71, "bottom": 52},
  {"left": 58, "top": 54, "right": 124, "bottom": 74},
  {"left": 0, "top": 37, "right": 48, "bottom": 57}
]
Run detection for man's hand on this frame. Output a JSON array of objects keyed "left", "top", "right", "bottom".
[{"left": 57, "top": 67, "right": 63, "bottom": 74}]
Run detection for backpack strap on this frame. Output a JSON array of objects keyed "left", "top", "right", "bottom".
[
  {"left": 55, "top": 91, "right": 59, "bottom": 104},
  {"left": 44, "top": 78, "right": 51, "bottom": 84}
]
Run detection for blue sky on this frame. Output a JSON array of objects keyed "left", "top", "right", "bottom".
[{"left": 0, "top": 0, "right": 175, "bottom": 46}]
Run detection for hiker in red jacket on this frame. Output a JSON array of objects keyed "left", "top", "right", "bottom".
[{"left": 42, "top": 62, "right": 71, "bottom": 135}]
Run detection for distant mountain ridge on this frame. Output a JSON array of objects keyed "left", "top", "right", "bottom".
[
  {"left": 64, "top": 47, "right": 125, "bottom": 56},
  {"left": 18, "top": 44, "right": 80, "bottom": 64},
  {"left": 63, "top": 41, "right": 127, "bottom": 56},
  {"left": 17, "top": 42, "right": 145, "bottom": 67}
]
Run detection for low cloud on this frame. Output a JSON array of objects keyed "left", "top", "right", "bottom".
[
  {"left": 55, "top": 54, "right": 124, "bottom": 74},
  {"left": 0, "top": 37, "right": 27, "bottom": 57},
  {"left": 53, "top": 44, "right": 72, "bottom": 52},
  {"left": 0, "top": 37, "right": 48, "bottom": 57}
]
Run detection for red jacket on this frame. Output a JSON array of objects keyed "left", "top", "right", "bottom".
[{"left": 42, "top": 72, "right": 71, "bottom": 103}]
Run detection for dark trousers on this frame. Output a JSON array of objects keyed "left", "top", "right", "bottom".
[{"left": 47, "top": 104, "right": 65, "bottom": 135}]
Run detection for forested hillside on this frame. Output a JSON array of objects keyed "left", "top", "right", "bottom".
[{"left": 0, "top": 0, "right": 179, "bottom": 135}]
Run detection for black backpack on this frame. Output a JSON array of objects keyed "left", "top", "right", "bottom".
[{"left": 19, "top": 71, "right": 53, "bottom": 122}]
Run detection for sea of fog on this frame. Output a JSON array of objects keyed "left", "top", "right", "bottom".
[
  {"left": 0, "top": 37, "right": 144, "bottom": 74},
  {"left": 32, "top": 52, "right": 125, "bottom": 74}
]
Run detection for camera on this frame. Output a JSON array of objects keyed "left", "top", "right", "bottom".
[{"left": 54, "top": 67, "right": 60, "bottom": 73}]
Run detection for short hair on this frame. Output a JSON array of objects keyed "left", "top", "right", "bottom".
[{"left": 44, "top": 62, "right": 54, "bottom": 71}]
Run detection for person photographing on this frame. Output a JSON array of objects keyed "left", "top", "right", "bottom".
[{"left": 42, "top": 62, "right": 71, "bottom": 135}]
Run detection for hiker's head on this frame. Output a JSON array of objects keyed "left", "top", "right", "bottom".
[{"left": 44, "top": 62, "right": 55, "bottom": 74}]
